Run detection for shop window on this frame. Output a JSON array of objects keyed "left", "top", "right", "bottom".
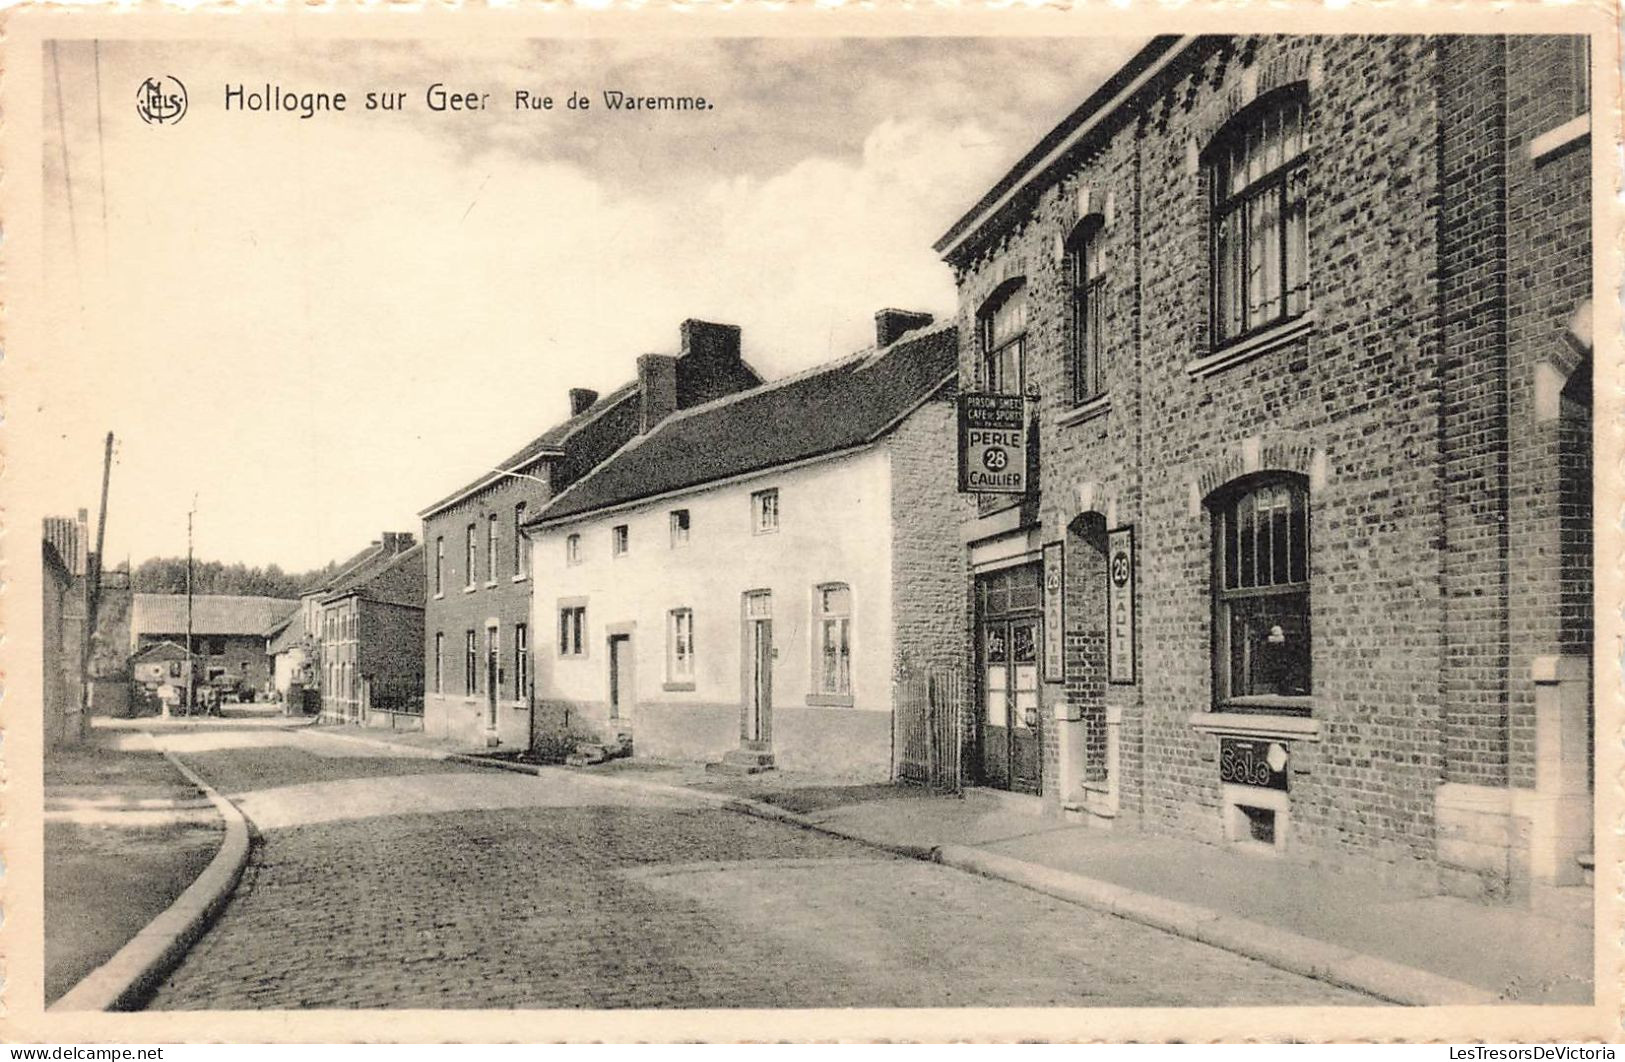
[
  {"left": 1208, "top": 88, "right": 1310, "bottom": 347},
  {"left": 1211, "top": 475, "right": 1311, "bottom": 711},
  {"left": 814, "top": 583, "right": 852, "bottom": 698},
  {"left": 559, "top": 605, "right": 587, "bottom": 657},
  {"left": 978, "top": 282, "right": 1027, "bottom": 395},
  {"left": 1067, "top": 220, "right": 1107, "bottom": 403},
  {"left": 667, "top": 608, "right": 694, "bottom": 682}
]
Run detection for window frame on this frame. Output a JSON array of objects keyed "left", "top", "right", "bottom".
[
  {"left": 558, "top": 605, "right": 587, "bottom": 658},
  {"left": 1067, "top": 220, "right": 1108, "bottom": 405},
  {"left": 1210, "top": 474, "right": 1312, "bottom": 715},
  {"left": 464, "top": 629, "right": 478, "bottom": 694},
  {"left": 978, "top": 281, "right": 1028, "bottom": 396},
  {"left": 1207, "top": 86, "right": 1311, "bottom": 350},
  {"left": 611, "top": 524, "right": 630, "bottom": 557},
  {"left": 751, "top": 488, "right": 780, "bottom": 535},
  {"left": 670, "top": 509, "right": 691, "bottom": 549},
  {"left": 566, "top": 533, "right": 581, "bottom": 565},
  {"left": 515, "top": 623, "right": 529, "bottom": 701},
  {"left": 514, "top": 503, "right": 527, "bottom": 579},
  {"left": 487, "top": 513, "right": 500, "bottom": 584},
  {"left": 465, "top": 524, "right": 478, "bottom": 589},
  {"left": 433, "top": 632, "right": 444, "bottom": 695},
  {"left": 666, "top": 607, "right": 695, "bottom": 685},
  {"left": 809, "top": 582, "right": 854, "bottom": 705},
  {"left": 434, "top": 536, "right": 444, "bottom": 597}
]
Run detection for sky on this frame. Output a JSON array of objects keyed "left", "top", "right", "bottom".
[{"left": 39, "top": 35, "right": 1144, "bottom": 573}]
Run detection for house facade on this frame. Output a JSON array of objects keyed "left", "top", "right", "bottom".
[
  {"left": 420, "top": 319, "right": 761, "bottom": 748},
  {"left": 43, "top": 534, "right": 89, "bottom": 747},
  {"left": 936, "top": 35, "right": 1593, "bottom": 901},
  {"left": 527, "top": 312, "right": 968, "bottom": 779},
  {"left": 319, "top": 543, "right": 426, "bottom": 726}
]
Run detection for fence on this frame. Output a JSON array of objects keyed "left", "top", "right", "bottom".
[{"left": 895, "top": 666, "right": 965, "bottom": 793}]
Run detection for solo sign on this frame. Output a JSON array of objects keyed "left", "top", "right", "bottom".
[{"left": 958, "top": 393, "right": 1027, "bottom": 494}]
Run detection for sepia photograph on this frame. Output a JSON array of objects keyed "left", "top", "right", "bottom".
[{"left": 3, "top": 8, "right": 1618, "bottom": 1045}]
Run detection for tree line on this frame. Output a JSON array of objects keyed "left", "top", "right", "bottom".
[{"left": 130, "top": 556, "right": 340, "bottom": 598}]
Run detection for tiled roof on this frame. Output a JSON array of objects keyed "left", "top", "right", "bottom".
[
  {"left": 302, "top": 544, "right": 380, "bottom": 595},
  {"left": 322, "top": 543, "right": 425, "bottom": 608},
  {"left": 131, "top": 594, "right": 299, "bottom": 638},
  {"left": 534, "top": 323, "right": 957, "bottom": 526},
  {"left": 418, "top": 383, "right": 639, "bottom": 518},
  {"left": 131, "top": 639, "right": 191, "bottom": 662}
]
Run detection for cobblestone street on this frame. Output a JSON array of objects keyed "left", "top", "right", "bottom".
[{"left": 146, "top": 728, "right": 1372, "bottom": 1009}]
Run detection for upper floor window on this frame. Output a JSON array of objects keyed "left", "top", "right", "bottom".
[
  {"left": 612, "top": 524, "right": 630, "bottom": 556},
  {"left": 514, "top": 503, "right": 527, "bottom": 578},
  {"left": 487, "top": 514, "right": 500, "bottom": 583},
  {"left": 566, "top": 533, "right": 581, "bottom": 565},
  {"left": 752, "top": 489, "right": 780, "bottom": 534},
  {"left": 1212, "top": 475, "right": 1311, "bottom": 712},
  {"left": 1067, "top": 221, "right": 1107, "bottom": 403},
  {"left": 814, "top": 583, "right": 852, "bottom": 697},
  {"left": 434, "top": 536, "right": 444, "bottom": 596},
  {"left": 465, "top": 524, "right": 477, "bottom": 588},
  {"left": 670, "top": 509, "right": 690, "bottom": 548},
  {"left": 1209, "top": 89, "right": 1309, "bottom": 347},
  {"left": 978, "top": 283, "right": 1027, "bottom": 395}
]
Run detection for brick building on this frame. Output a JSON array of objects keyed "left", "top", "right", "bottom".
[
  {"left": 936, "top": 35, "right": 1592, "bottom": 900},
  {"left": 527, "top": 312, "right": 967, "bottom": 779},
  {"left": 43, "top": 533, "right": 89, "bottom": 747},
  {"left": 298, "top": 532, "right": 416, "bottom": 710},
  {"left": 319, "top": 542, "right": 426, "bottom": 726},
  {"left": 420, "top": 320, "right": 762, "bottom": 747}
]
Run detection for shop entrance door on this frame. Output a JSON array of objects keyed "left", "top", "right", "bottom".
[{"left": 975, "top": 564, "right": 1042, "bottom": 795}]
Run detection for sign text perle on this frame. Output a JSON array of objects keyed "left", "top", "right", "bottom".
[{"left": 957, "top": 393, "right": 1027, "bottom": 494}]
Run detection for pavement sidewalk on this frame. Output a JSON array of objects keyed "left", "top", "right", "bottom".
[{"left": 300, "top": 724, "right": 1596, "bottom": 1007}]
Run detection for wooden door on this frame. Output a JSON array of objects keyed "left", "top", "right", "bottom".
[
  {"left": 609, "top": 634, "right": 634, "bottom": 723},
  {"left": 749, "top": 620, "right": 773, "bottom": 742}
]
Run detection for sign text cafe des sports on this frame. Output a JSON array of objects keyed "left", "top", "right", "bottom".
[{"left": 958, "top": 393, "right": 1027, "bottom": 494}]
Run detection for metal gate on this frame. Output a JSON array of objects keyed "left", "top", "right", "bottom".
[{"left": 895, "top": 666, "right": 964, "bottom": 793}]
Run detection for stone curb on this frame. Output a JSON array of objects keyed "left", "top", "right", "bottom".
[
  {"left": 933, "top": 845, "right": 1500, "bottom": 1007},
  {"left": 289, "top": 728, "right": 1499, "bottom": 1006},
  {"left": 49, "top": 737, "right": 252, "bottom": 1013}
]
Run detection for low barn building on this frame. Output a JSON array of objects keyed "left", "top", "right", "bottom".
[{"left": 129, "top": 593, "right": 295, "bottom": 696}]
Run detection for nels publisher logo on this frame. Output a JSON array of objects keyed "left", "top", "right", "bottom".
[{"left": 136, "top": 76, "right": 188, "bottom": 125}]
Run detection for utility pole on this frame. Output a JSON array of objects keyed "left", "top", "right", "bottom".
[
  {"left": 79, "top": 432, "right": 113, "bottom": 735},
  {"left": 183, "top": 497, "right": 196, "bottom": 716}
]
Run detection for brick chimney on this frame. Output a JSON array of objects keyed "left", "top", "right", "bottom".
[
  {"left": 875, "top": 309, "right": 934, "bottom": 348},
  {"left": 568, "top": 388, "right": 599, "bottom": 416},
  {"left": 638, "top": 354, "right": 679, "bottom": 434},
  {"left": 679, "top": 319, "right": 742, "bottom": 365}
]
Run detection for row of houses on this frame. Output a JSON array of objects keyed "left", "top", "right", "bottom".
[{"left": 256, "top": 34, "right": 1593, "bottom": 905}]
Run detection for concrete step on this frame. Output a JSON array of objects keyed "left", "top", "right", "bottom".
[{"left": 706, "top": 747, "right": 777, "bottom": 775}]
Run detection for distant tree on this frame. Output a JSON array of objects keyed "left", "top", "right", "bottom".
[{"left": 131, "top": 556, "right": 334, "bottom": 598}]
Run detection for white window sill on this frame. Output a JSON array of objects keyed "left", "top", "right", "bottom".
[
  {"left": 463, "top": 586, "right": 477, "bottom": 595},
  {"left": 1056, "top": 393, "right": 1111, "bottom": 428},
  {"left": 1186, "top": 312, "right": 1316, "bottom": 379},
  {"left": 512, "top": 574, "right": 528, "bottom": 583},
  {"left": 1187, "top": 710, "right": 1320, "bottom": 742},
  {"left": 433, "top": 593, "right": 444, "bottom": 601},
  {"left": 485, "top": 581, "right": 499, "bottom": 589},
  {"left": 1529, "top": 113, "right": 1589, "bottom": 163}
]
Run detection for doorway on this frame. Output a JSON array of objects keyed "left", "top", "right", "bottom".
[
  {"left": 975, "top": 565, "right": 1042, "bottom": 795},
  {"left": 608, "top": 633, "right": 634, "bottom": 724}
]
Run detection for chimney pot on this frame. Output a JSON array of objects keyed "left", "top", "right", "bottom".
[
  {"left": 875, "top": 309, "right": 934, "bottom": 349},
  {"left": 568, "top": 388, "right": 599, "bottom": 416}
]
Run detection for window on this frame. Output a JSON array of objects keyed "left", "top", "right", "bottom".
[
  {"left": 465, "top": 524, "right": 477, "bottom": 587},
  {"left": 169, "top": 660, "right": 181, "bottom": 678},
  {"left": 612, "top": 524, "right": 629, "bottom": 556},
  {"left": 670, "top": 509, "right": 690, "bottom": 548},
  {"left": 814, "top": 583, "right": 853, "bottom": 697},
  {"left": 559, "top": 606, "right": 587, "bottom": 657},
  {"left": 1209, "top": 89, "right": 1309, "bottom": 346},
  {"left": 1212, "top": 476, "right": 1311, "bottom": 710},
  {"left": 514, "top": 503, "right": 527, "bottom": 578},
  {"left": 515, "top": 623, "right": 529, "bottom": 700},
  {"left": 1068, "top": 222, "right": 1107, "bottom": 403},
  {"left": 487, "top": 514, "right": 500, "bottom": 582},
  {"left": 1570, "top": 36, "right": 1591, "bottom": 116},
  {"left": 434, "top": 632, "right": 444, "bottom": 694},
  {"left": 667, "top": 608, "right": 694, "bottom": 681},
  {"left": 978, "top": 283, "right": 1027, "bottom": 395},
  {"left": 465, "top": 630, "right": 478, "bottom": 693},
  {"left": 752, "top": 488, "right": 780, "bottom": 534},
  {"left": 566, "top": 533, "right": 581, "bottom": 565},
  {"left": 434, "top": 537, "right": 444, "bottom": 596}
]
